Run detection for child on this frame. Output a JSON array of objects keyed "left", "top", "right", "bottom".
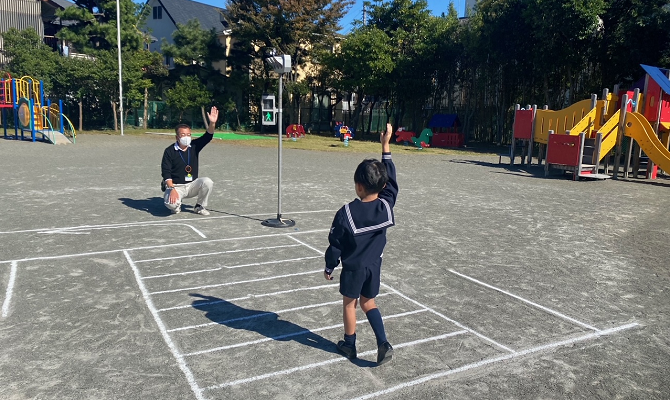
[{"left": 324, "top": 123, "right": 398, "bottom": 365}]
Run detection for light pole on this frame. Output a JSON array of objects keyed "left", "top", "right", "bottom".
[
  {"left": 116, "top": 0, "right": 124, "bottom": 136},
  {"left": 262, "top": 53, "right": 295, "bottom": 228}
]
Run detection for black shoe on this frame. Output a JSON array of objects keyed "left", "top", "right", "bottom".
[
  {"left": 336, "top": 340, "right": 357, "bottom": 359},
  {"left": 377, "top": 341, "right": 394, "bottom": 365}
]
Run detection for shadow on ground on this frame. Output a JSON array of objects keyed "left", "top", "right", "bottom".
[
  {"left": 448, "top": 159, "right": 563, "bottom": 179},
  {"left": 189, "top": 293, "right": 377, "bottom": 367},
  {"left": 119, "top": 197, "right": 172, "bottom": 217}
]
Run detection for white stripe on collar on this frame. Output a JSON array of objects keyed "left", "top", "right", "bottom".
[{"left": 344, "top": 198, "right": 393, "bottom": 234}]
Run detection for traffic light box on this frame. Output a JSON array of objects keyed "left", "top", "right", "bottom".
[{"left": 262, "top": 95, "right": 276, "bottom": 126}]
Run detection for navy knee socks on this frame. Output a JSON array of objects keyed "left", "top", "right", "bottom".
[{"left": 365, "top": 308, "right": 387, "bottom": 346}]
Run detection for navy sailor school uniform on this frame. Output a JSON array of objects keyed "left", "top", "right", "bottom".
[
  {"left": 161, "top": 132, "right": 213, "bottom": 184},
  {"left": 325, "top": 152, "right": 398, "bottom": 274}
]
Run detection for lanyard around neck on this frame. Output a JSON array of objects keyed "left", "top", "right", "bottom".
[{"left": 178, "top": 147, "right": 191, "bottom": 173}]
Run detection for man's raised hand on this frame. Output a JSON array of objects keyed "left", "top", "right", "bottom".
[{"left": 207, "top": 106, "right": 219, "bottom": 125}]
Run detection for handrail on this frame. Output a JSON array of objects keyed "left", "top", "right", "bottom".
[
  {"left": 36, "top": 106, "right": 56, "bottom": 144},
  {"left": 43, "top": 105, "right": 76, "bottom": 143},
  {"left": 61, "top": 114, "right": 76, "bottom": 143}
]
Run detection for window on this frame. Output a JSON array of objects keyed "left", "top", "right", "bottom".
[{"left": 153, "top": 6, "right": 162, "bottom": 19}]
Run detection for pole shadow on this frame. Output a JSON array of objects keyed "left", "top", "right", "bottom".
[{"left": 189, "top": 293, "right": 376, "bottom": 367}]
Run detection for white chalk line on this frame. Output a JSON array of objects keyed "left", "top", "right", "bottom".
[
  {"left": 381, "top": 283, "right": 515, "bottom": 353},
  {"left": 1, "top": 261, "right": 18, "bottom": 318},
  {"left": 143, "top": 266, "right": 224, "bottom": 280},
  {"left": 448, "top": 269, "right": 600, "bottom": 332},
  {"left": 286, "top": 235, "right": 325, "bottom": 255},
  {"left": 122, "top": 251, "right": 205, "bottom": 400},
  {"left": 135, "top": 244, "right": 302, "bottom": 263},
  {"left": 288, "top": 230, "right": 515, "bottom": 353},
  {"left": 205, "top": 330, "right": 469, "bottom": 391},
  {"left": 149, "top": 269, "right": 323, "bottom": 295},
  {"left": 39, "top": 222, "right": 207, "bottom": 239},
  {"left": 348, "top": 322, "right": 640, "bottom": 400},
  {"left": 141, "top": 254, "right": 319, "bottom": 278},
  {"left": 0, "top": 229, "right": 329, "bottom": 264},
  {"left": 168, "top": 293, "right": 393, "bottom": 333},
  {"left": 225, "top": 256, "right": 322, "bottom": 269},
  {"left": 0, "top": 209, "right": 336, "bottom": 235},
  {"left": 157, "top": 283, "right": 340, "bottom": 312},
  {"left": 183, "top": 309, "right": 428, "bottom": 357},
  {"left": 168, "top": 299, "right": 342, "bottom": 332}
]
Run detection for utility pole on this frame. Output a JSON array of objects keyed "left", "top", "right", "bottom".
[{"left": 363, "top": 4, "right": 367, "bottom": 26}]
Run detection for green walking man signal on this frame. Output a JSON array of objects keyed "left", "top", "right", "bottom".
[{"left": 261, "top": 95, "right": 276, "bottom": 126}]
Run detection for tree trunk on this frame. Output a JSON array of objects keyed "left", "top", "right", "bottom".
[
  {"left": 111, "top": 100, "right": 118, "bottom": 132},
  {"left": 78, "top": 100, "right": 83, "bottom": 132},
  {"left": 201, "top": 106, "right": 208, "bottom": 129},
  {"left": 143, "top": 87, "right": 148, "bottom": 129},
  {"left": 366, "top": 99, "right": 376, "bottom": 136}
]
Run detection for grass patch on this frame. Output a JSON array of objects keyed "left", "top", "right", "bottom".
[{"left": 78, "top": 128, "right": 503, "bottom": 156}]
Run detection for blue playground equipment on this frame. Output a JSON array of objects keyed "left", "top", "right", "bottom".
[{"left": 0, "top": 73, "right": 76, "bottom": 144}]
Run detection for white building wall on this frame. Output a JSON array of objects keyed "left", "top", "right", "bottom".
[{"left": 143, "top": 0, "right": 176, "bottom": 53}]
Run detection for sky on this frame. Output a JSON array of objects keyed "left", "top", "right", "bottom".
[{"left": 136, "top": 1, "right": 465, "bottom": 33}]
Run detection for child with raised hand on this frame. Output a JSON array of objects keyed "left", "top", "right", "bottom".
[{"left": 324, "top": 122, "right": 398, "bottom": 365}]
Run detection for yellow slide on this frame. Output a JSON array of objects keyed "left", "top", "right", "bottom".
[
  {"left": 624, "top": 112, "right": 670, "bottom": 173},
  {"left": 595, "top": 110, "right": 620, "bottom": 162}
]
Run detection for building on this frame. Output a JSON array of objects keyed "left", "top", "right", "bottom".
[
  {"left": 0, "top": 0, "right": 74, "bottom": 65},
  {"left": 141, "top": 0, "right": 231, "bottom": 71}
]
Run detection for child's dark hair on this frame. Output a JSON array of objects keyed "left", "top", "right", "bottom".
[{"left": 354, "top": 159, "right": 388, "bottom": 194}]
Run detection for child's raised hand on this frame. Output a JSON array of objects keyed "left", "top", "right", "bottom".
[{"left": 380, "top": 123, "right": 393, "bottom": 145}]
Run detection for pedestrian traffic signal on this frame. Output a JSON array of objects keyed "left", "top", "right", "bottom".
[
  {"left": 261, "top": 95, "right": 276, "bottom": 126},
  {"left": 263, "top": 110, "right": 275, "bottom": 125}
]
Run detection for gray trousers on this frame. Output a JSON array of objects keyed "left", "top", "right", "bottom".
[{"left": 164, "top": 177, "right": 213, "bottom": 212}]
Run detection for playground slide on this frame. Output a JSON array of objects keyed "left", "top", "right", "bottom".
[
  {"left": 534, "top": 99, "right": 598, "bottom": 144},
  {"left": 624, "top": 112, "right": 670, "bottom": 173},
  {"left": 595, "top": 110, "right": 621, "bottom": 162}
]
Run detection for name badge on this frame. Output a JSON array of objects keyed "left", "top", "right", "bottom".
[{"left": 185, "top": 174, "right": 193, "bottom": 182}]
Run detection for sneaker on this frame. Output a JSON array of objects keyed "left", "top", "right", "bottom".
[
  {"left": 336, "top": 340, "right": 357, "bottom": 359},
  {"left": 171, "top": 207, "right": 181, "bottom": 214},
  {"left": 193, "top": 205, "right": 210, "bottom": 216},
  {"left": 377, "top": 342, "right": 393, "bottom": 365}
]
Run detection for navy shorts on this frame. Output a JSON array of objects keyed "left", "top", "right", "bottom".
[{"left": 339, "top": 258, "right": 382, "bottom": 299}]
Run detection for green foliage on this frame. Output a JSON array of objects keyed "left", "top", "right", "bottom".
[
  {"left": 165, "top": 76, "right": 212, "bottom": 121},
  {"left": 0, "top": 28, "right": 60, "bottom": 91},
  {"left": 161, "top": 20, "right": 227, "bottom": 68},
  {"left": 224, "top": 0, "right": 353, "bottom": 121},
  {"left": 56, "top": 0, "right": 145, "bottom": 52}
]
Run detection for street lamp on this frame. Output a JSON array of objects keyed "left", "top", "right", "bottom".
[{"left": 262, "top": 52, "right": 295, "bottom": 228}]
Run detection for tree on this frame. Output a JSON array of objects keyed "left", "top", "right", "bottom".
[
  {"left": 0, "top": 28, "right": 60, "bottom": 91},
  {"left": 224, "top": 0, "right": 353, "bottom": 127},
  {"left": 319, "top": 26, "right": 394, "bottom": 135},
  {"left": 56, "top": 0, "right": 154, "bottom": 131},
  {"left": 165, "top": 75, "right": 212, "bottom": 123}
]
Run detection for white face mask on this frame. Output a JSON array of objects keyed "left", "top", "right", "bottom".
[{"left": 179, "top": 136, "right": 191, "bottom": 147}]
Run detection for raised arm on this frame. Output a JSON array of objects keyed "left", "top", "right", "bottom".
[{"left": 379, "top": 123, "right": 398, "bottom": 206}]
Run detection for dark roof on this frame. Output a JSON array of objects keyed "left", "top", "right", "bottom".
[
  {"left": 42, "top": 0, "right": 76, "bottom": 25},
  {"left": 428, "top": 114, "right": 460, "bottom": 128},
  {"left": 158, "top": 0, "right": 228, "bottom": 32},
  {"left": 50, "top": 0, "right": 75, "bottom": 8}
]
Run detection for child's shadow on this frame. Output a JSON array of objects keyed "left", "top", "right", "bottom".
[{"left": 189, "top": 293, "right": 375, "bottom": 366}]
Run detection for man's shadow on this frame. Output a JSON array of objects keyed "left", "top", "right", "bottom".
[
  {"left": 189, "top": 293, "right": 376, "bottom": 366},
  {"left": 119, "top": 197, "right": 173, "bottom": 216}
]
